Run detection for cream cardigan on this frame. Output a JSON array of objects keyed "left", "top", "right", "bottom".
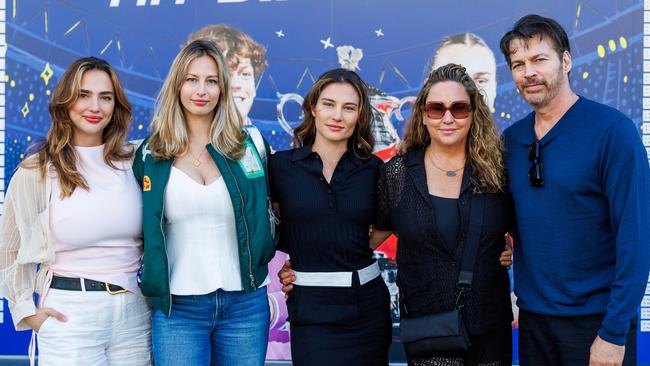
[
  {"left": 0, "top": 163, "right": 53, "bottom": 331},
  {"left": 0, "top": 142, "right": 141, "bottom": 331}
]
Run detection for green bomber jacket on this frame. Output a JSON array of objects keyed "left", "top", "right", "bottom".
[{"left": 132, "top": 135, "right": 275, "bottom": 315}]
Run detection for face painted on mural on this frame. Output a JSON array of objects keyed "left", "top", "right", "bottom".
[{"left": 433, "top": 43, "right": 497, "bottom": 110}]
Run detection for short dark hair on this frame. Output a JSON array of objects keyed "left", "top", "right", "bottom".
[
  {"left": 435, "top": 33, "right": 490, "bottom": 58},
  {"left": 499, "top": 14, "right": 570, "bottom": 66}
]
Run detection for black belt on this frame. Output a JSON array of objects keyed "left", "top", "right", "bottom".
[{"left": 51, "top": 276, "right": 127, "bottom": 294}]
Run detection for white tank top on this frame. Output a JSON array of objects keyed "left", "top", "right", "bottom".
[{"left": 164, "top": 167, "right": 242, "bottom": 294}]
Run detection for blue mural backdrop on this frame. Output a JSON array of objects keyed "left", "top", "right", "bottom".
[{"left": 1, "top": 0, "right": 648, "bottom": 364}]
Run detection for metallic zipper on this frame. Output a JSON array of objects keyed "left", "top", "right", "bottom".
[
  {"left": 160, "top": 165, "right": 173, "bottom": 316},
  {"left": 223, "top": 157, "right": 256, "bottom": 290}
]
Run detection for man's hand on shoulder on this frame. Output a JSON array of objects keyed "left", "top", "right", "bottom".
[{"left": 589, "top": 335, "right": 624, "bottom": 366}]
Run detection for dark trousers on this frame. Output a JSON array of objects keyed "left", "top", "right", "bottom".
[{"left": 519, "top": 309, "right": 637, "bottom": 366}]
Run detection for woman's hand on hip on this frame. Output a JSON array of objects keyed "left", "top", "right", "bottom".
[{"left": 26, "top": 307, "right": 67, "bottom": 332}]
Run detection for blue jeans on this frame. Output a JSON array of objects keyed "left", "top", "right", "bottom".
[{"left": 152, "top": 286, "right": 270, "bottom": 366}]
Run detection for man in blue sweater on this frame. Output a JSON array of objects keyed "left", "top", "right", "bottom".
[{"left": 500, "top": 14, "right": 650, "bottom": 366}]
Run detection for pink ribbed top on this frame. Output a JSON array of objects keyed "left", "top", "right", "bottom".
[{"left": 49, "top": 145, "right": 143, "bottom": 295}]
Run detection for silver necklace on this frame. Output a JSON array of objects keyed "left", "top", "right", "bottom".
[{"left": 428, "top": 152, "right": 464, "bottom": 177}]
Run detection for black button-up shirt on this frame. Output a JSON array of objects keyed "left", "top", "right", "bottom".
[{"left": 269, "top": 145, "right": 382, "bottom": 272}]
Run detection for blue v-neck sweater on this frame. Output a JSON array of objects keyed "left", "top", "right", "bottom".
[{"left": 503, "top": 96, "right": 650, "bottom": 345}]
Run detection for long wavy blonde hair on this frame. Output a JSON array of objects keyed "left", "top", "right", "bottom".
[
  {"left": 148, "top": 39, "right": 245, "bottom": 160},
  {"left": 22, "top": 57, "right": 133, "bottom": 198},
  {"left": 400, "top": 63, "right": 505, "bottom": 193}
]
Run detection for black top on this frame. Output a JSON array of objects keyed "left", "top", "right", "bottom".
[
  {"left": 375, "top": 148, "right": 513, "bottom": 334},
  {"left": 269, "top": 145, "right": 383, "bottom": 272},
  {"left": 430, "top": 195, "right": 460, "bottom": 252}
]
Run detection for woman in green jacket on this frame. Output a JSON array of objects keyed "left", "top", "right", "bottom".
[{"left": 132, "top": 39, "right": 275, "bottom": 366}]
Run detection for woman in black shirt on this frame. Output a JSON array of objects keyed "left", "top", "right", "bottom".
[
  {"left": 269, "top": 69, "right": 391, "bottom": 366},
  {"left": 372, "top": 63, "right": 513, "bottom": 365}
]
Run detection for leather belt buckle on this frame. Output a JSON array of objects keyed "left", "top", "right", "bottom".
[{"left": 104, "top": 282, "right": 127, "bottom": 295}]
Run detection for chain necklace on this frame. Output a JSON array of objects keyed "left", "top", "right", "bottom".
[
  {"left": 188, "top": 146, "right": 206, "bottom": 167},
  {"left": 427, "top": 152, "right": 465, "bottom": 177}
]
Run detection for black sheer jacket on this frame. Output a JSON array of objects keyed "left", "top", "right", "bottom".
[{"left": 375, "top": 148, "right": 513, "bottom": 334}]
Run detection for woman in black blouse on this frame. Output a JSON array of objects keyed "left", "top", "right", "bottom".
[
  {"left": 269, "top": 68, "right": 391, "bottom": 365},
  {"left": 372, "top": 63, "right": 513, "bottom": 365}
]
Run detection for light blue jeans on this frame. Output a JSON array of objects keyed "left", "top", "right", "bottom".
[{"left": 151, "top": 286, "right": 270, "bottom": 366}]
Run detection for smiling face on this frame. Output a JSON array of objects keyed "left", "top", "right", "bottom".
[
  {"left": 179, "top": 54, "right": 221, "bottom": 122},
  {"left": 228, "top": 56, "right": 256, "bottom": 121},
  {"left": 508, "top": 36, "right": 570, "bottom": 109},
  {"left": 434, "top": 43, "right": 497, "bottom": 110},
  {"left": 68, "top": 69, "right": 115, "bottom": 147},
  {"left": 423, "top": 81, "right": 472, "bottom": 150},
  {"left": 311, "top": 82, "right": 361, "bottom": 146}
]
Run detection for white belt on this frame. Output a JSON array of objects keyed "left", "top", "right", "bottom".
[{"left": 293, "top": 261, "right": 380, "bottom": 287}]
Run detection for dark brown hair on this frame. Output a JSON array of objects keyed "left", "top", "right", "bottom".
[
  {"left": 293, "top": 68, "right": 374, "bottom": 159},
  {"left": 499, "top": 14, "right": 570, "bottom": 67},
  {"left": 434, "top": 32, "right": 492, "bottom": 65}
]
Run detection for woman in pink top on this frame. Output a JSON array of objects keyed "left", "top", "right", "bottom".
[{"left": 0, "top": 57, "right": 150, "bottom": 365}]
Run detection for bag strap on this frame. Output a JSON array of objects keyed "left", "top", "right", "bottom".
[
  {"left": 245, "top": 125, "right": 267, "bottom": 165},
  {"left": 455, "top": 193, "right": 485, "bottom": 308},
  {"left": 244, "top": 124, "right": 271, "bottom": 189},
  {"left": 244, "top": 125, "right": 281, "bottom": 241}
]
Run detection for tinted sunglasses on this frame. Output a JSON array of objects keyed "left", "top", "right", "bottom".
[
  {"left": 528, "top": 141, "right": 543, "bottom": 187},
  {"left": 423, "top": 101, "right": 472, "bottom": 119}
]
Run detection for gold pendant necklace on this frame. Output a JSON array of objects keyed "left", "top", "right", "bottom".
[{"left": 188, "top": 147, "right": 206, "bottom": 167}]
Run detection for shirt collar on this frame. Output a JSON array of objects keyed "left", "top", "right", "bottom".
[
  {"left": 291, "top": 144, "right": 314, "bottom": 162},
  {"left": 291, "top": 144, "right": 364, "bottom": 166}
]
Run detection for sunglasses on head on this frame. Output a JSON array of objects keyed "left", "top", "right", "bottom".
[
  {"left": 423, "top": 101, "right": 472, "bottom": 119},
  {"left": 528, "top": 141, "right": 543, "bottom": 187}
]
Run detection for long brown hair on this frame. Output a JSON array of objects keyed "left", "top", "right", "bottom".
[
  {"left": 293, "top": 68, "right": 374, "bottom": 159},
  {"left": 23, "top": 57, "right": 133, "bottom": 198},
  {"left": 400, "top": 63, "right": 505, "bottom": 192},
  {"left": 148, "top": 39, "right": 246, "bottom": 161}
]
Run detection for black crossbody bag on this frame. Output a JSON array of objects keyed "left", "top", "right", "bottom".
[{"left": 399, "top": 194, "right": 485, "bottom": 357}]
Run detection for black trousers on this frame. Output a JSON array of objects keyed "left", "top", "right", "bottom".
[{"left": 519, "top": 309, "right": 637, "bottom": 366}]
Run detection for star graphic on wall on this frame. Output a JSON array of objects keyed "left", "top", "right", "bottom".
[
  {"left": 276, "top": 30, "right": 285, "bottom": 37},
  {"left": 375, "top": 29, "right": 384, "bottom": 37},
  {"left": 40, "top": 63, "right": 54, "bottom": 86},
  {"left": 320, "top": 37, "right": 334, "bottom": 49},
  {"left": 21, "top": 102, "right": 30, "bottom": 117}
]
